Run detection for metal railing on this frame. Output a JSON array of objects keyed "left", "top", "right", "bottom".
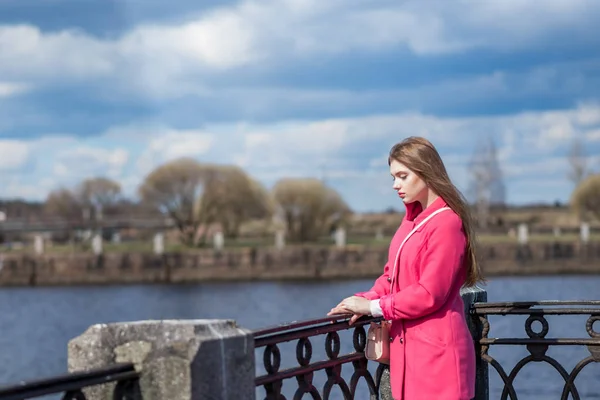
[
  {"left": 0, "top": 363, "right": 140, "bottom": 400},
  {"left": 253, "top": 300, "right": 600, "bottom": 400},
  {"left": 253, "top": 315, "right": 388, "bottom": 400},
  {"left": 1, "top": 299, "right": 597, "bottom": 400},
  {"left": 473, "top": 300, "right": 600, "bottom": 400},
  {"left": 0, "top": 217, "right": 173, "bottom": 233}
]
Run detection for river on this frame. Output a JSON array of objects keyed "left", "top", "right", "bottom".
[{"left": 0, "top": 275, "right": 598, "bottom": 399}]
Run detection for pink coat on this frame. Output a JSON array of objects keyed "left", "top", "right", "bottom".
[{"left": 357, "top": 197, "right": 475, "bottom": 400}]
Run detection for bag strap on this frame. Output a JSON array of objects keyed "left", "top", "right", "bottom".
[{"left": 389, "top": 206, "right": 452, "bottom": 290}]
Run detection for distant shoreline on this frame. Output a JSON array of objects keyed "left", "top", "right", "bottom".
[
  {"left": 1, "top": 240, "right": 599, "bottom": 287},
  {"left": 0, "top": 269, "right": 599, "bottom": 289}
]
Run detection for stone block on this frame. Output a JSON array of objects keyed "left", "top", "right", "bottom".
[{"left": 68, "top": 319, "right": 255, "bottom": 400}]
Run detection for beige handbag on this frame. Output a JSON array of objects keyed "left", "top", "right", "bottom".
[
  {"left": 364, "top": 207, "right": 451, "bottom": 364},
  {"left": 365, "top": 320, "right": 391, "bottom": 363}
]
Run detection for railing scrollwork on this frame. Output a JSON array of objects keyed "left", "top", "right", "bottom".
[
  {"left": 473, "top": 300, "right": 600, "bottom": 400},
  {"left": 254, "top": 315, "right": 386, "bottom": 400}
]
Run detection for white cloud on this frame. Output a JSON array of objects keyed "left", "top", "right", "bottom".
[
  {"left": 587, "top": 128, "right": 600, "bottom": 141},
  {"left": 502, "top": 157, "right": 568, "bottom": 178},
  {"left": 135, "top": 130, "right": 214, "bottom": 176},
  {"left": 536, "top": 117, "right": 576, "bottom": 148},
  {"left": 2, "top": 178, "right": 56, "bottom": 200},
  {"left": 119, "top": 8, "right": 259, "bottom": 69},
  {"left": 1, "top": 0, "right": 599, "bottom": 97},
  {"left": 451, "top": 0, "right": 600, "bottom": 49},
  {"left": 0, "top": 140, "right": 31, "bottom": 170},
  {"left": 152, "top": 104, "right": 597, "bottom": 205},
  {"left": 1, "top": 103, "right": 600, "bottom": 208},
  {"left": 576, "top": 103, "right": 600, "bottom": 126},
  {"left": 149, "top": 131, "right": 213, "bottom": 159},
  {"left": 0, "top": 82, "right": 29, "bottom": 98},
  {"left": 147, "top": 63, "right": 597, "bottom": 123},
  {"left": 0, "top": 25, "right": 114, "bottom": 81},
  {"left": 53, "top": 146, "right": 129, "bottom": 179}
]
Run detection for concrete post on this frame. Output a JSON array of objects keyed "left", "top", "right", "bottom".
[
  {"left": 334, "top": 227, "right": 346, "bottom": 248},
  {"left": 461, "top": 285, "right": 489, "bottom": 400},
  {"left": 91, "top": 233, "right": 102, "bottom": 255},
  {"left": 517, "top": 223, "right": 528, "bottom": 244},
  {"left": 581, "top": 222, "right": 590, "bottom": 243},
  {"left": 111, "top": 232, "right": 121, "bottom": 244},
  {"left": 154, "top": 233, "right": 164, "bottom": 255},
  {"left": 68, "top": 320, "right": 255, "bottom": 400},
  {"left": 275, "top": 230, "right": 285, "bottom": 250},
  {"left": 213, "top": 232, "right": 224, "bottom": 251},
  {"left": 34, "top": 235, "right": 44, "bottom": 255}
]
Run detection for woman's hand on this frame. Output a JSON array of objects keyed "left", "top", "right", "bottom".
[{"left": 327, "top": 296, "right": 371, "bottom": 325}]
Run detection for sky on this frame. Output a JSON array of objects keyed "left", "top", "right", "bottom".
[{"left": 1, "top": 0, "right": 600, "bottom": 212}]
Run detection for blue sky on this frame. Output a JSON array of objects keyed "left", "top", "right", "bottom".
[{"left": 1, "top": 0, "right": 600, "bottom": 212}]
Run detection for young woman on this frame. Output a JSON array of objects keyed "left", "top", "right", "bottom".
[{"left": 328, "top": 136, "right": 484, "bottom": 400}]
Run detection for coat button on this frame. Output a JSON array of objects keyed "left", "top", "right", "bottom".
[
  {"left": 399, "top": 338, "right": 403, "bottom": 344},
  {"left": 389, "top": 337, "right": 393, "bottom": 343},
  {"left": 387, "top": 277, "right": 391, "bottom": 282}
]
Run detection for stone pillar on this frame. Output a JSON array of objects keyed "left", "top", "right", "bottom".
[
  {"left": 91, "top": 233, "right": 102, "bottom": 255},
  {"left": 517, "top": 223, "right": 528, "bottom": 244},
  {"left": 581, "top": 222, "right": 590, "bottom": 243},
  {"left": 153, "top": 233, "right": 164, "bottom": 255},
  {"left": 213, "top": 232, "right": 224, "bottom": 251},
  {"left": 68, "top": 320, "right": 255, "bottom": 400},
  {"left": 378, "top": 286, "right": 489, "bottom": 400},
  {"left": 111, "top": 232, "right": 121, "bottom": 244},
  {"left": 275, "top": 230, "right": 285, "bottom": 250},
  {"left": 334, "top": 227, "right": 346, "bottom": 248},
  {"left": 34, "top": 235, "right": 44, "bottom": 254}
]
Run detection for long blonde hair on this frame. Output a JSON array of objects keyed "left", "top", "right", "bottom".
[{"left": 388, "top": 136, "right": 485, "bottom": 287}]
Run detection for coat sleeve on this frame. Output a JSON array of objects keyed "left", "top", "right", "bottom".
[
  {"left": 378, "top": 216, "right": 466, "bottom": 320},
  {"left": 354, "top": 261, "right": 391, "bottom": 300}
]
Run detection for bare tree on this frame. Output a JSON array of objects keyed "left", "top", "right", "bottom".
[
  {"left": 138, "top": 158, "right": 215, "bottom": 246},
  {"left": 467, "top": 136, "right": 506, "bottom": 230},
  {"left": 272, "top": 178, "right": 351, "bottom": 242},
  {"left": 75, "top": 177, "right": 122, "bottom": 218},
  {"left": 44, "top": 188, "right": 82, "bottom": 219},
  {"left": 45, "top": 178, "right": 125, "bottom": 222},
  {"left": 567, "top": 137, "right": 589, "bottom": 187},
  {"left": 205, "top": 165, "right": 273, "bottom": 239},
  {"left": 570, "top": 173, "right": 600, "bottom": 221}
]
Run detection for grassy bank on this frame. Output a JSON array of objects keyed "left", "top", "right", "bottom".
[{"left": 1, "top": 233, "right": 599, "bottom": 254}]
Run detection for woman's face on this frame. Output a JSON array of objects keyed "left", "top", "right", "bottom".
[{"left": 389, "top": 159, "right": 428, "bottom": 205}]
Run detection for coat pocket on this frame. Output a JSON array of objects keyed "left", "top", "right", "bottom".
[
  {"left": 406, "top": 333, "right": 455, "bottom": 397},
  {"left": 413, "top": 321, "right": 447, "bottom": 348}
]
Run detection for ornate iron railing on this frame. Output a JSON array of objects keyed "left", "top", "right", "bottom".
[
  {"left": 0, "top": 363, "right": 141, "bottom": 400},
  {"left": 472, "top": 300, "right": 600, "bottom": 400},
  {"left": 2, "top": 299, "right": 597, "bottom": 400},
  {"left": 254, "top": 299, "right": 600, "bottom": 400},
  {"left": 253, "top": 315, "right": 389, "bottom": 400}
]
